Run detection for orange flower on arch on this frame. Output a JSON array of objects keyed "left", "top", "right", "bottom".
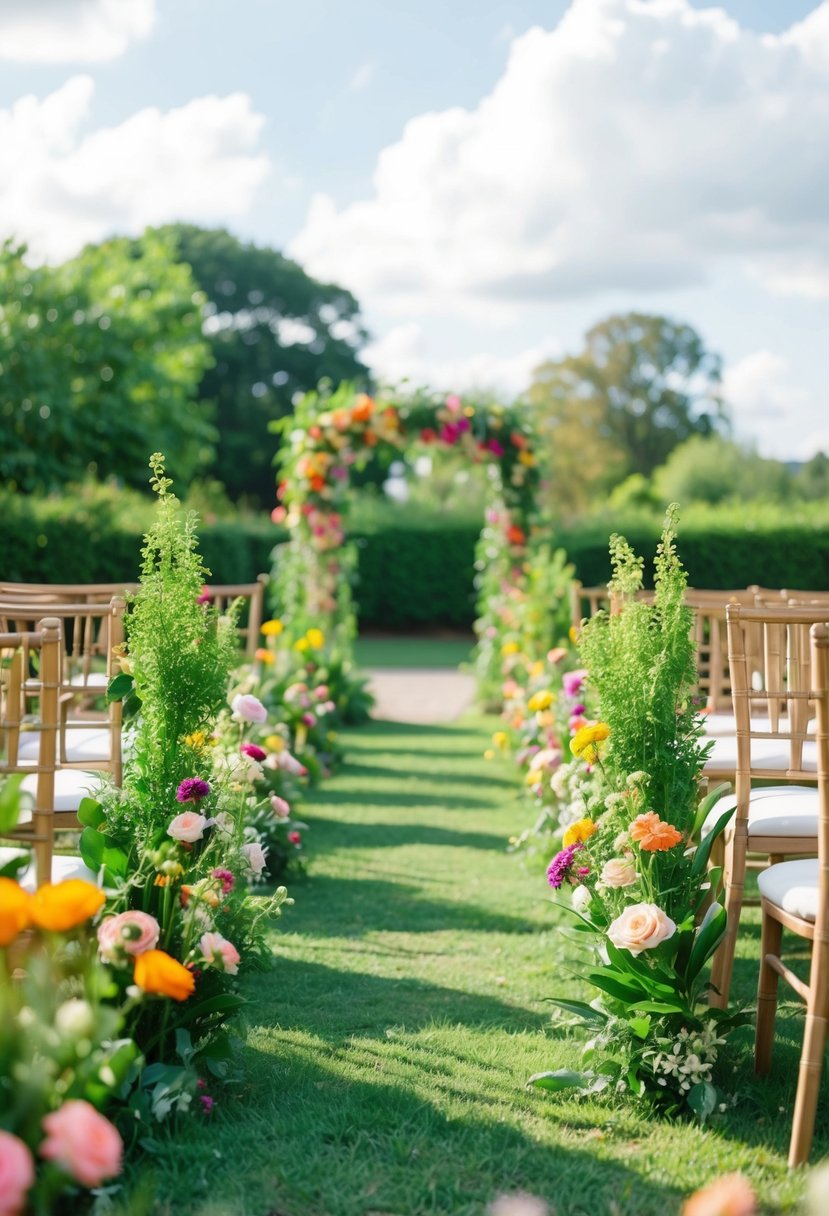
[
  {"left": 629, "top": 812, "right": 683, "bottom": 852},
  {"left": 134, "top": 950, "right": 195, "bottom": 1001},
  {"left": 351, "top": 395, "right": 374, "bottom": 424},
  {"left": 30, "top": 880, "right": 105, "bottom": 932}
]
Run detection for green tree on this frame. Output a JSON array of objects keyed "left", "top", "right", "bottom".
[
  {"left": 156, "top": 225, "right": 370, "bottom": 505},
  {"left": 0, "top": 234, "right": 212, "bottom": 493},
  {"left": 795, "top": 451, "right": 829, "bottom": 500},
  {"left": 529, "top": 313, "right": 726, "bottom": 514},
  {"left": 653, "top": 434, "right": 793, "bottom": 505}
]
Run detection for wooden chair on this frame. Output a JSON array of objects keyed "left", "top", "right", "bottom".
[
  {"left": 197, "top": 577, "right": 267, "bottom": 657},
  {"left": 0, "top": 617, "right": 61, "bottom": 886},
  {"left": 569, "top": 581, "right": 610, "bottom": 632},
  {"left": 754, "top": 621, "right": 829, "bottom": 1167},
  {"left": 709, "top": 604, "right": 826, "bottom": 1008},
  {"left": 0, "top": 580, "right": 139, "bottom": 603}
]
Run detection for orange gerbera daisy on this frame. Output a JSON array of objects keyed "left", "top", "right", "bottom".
[{"left": 629, "top": 812, "right": 683, "bottom": 852}]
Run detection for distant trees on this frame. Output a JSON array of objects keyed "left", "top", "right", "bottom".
[{"left": 528, "top": 313, "right": 726, "bottom": 516}]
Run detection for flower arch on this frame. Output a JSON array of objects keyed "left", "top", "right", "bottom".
[{"left": 268, "top": 383, "right": 543, "bottom": 704}]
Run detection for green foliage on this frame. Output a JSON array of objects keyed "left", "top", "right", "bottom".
[
  {"left": 156, "top": 225, "right": 370, "bottom": 505},
  {"left": 653, "top": 434, "right": 793, "bottom": 505},
  {"left": 0, "top": 235, "right": 212, "bottom": 493}
]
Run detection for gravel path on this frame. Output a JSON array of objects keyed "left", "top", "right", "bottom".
[{"left": 366, "top": 667, "right": 476, "bottom": 723}]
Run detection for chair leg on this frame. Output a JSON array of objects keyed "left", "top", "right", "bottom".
[
  {"left": 789, "top": 931, "right": 829, "bottom": 1168},
  {"left": 755, "top": 903, "right": 782, "bottom": 1075},
  {"left": 710, "top": 828, "right": 747, "bottom": 1008}
]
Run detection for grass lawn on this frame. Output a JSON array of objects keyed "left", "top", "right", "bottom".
[
  {"left": 354, "top": 636, "right": 474, "bottom": 669},
  {"left": 119, "top": 716, "right": 822, "bottom": 1216}
]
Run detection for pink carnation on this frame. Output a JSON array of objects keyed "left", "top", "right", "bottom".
[
  {"left": 0, "top": 1131, "right": 34, "bottom": 1216},
  {"left": 230, "top": 693, "right": 267, "bottom": 723},
  {"left": 199, "top": 931, "right": 241, "bottom": 975},
  {"left": 168, "top": 811, "right": 209, "bottom": 842},
  {"left": 40, "top": 1100, "right": 123, "bottom": 1188},
  {"left": 97, "top": 911, "right": 160, "bottom": 961},
  {"left": 270, "top": 795, "right": 291, "bottom": 818}
]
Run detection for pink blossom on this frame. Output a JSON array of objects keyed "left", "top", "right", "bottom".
[
  {"left": 271, "top": 505, "right": 287, "bottom": 524},
  {"left": 302, "top": 712, "right": 316, "bottom": 727},
  {"left": 199, "top": 931, "right": 241, "bottom": 975},
  {"left": 97, "top": 911, "right": 160, "bottom": 962},
  {"left": 445, "top": 394, "right": 462, "bottom": 412},
  {"left": 241, "top": 743, "right": 267, "bottom": 762},
  {"left": 288, "top": 831, "right": 302, "bottom": 846},
  {"left": 486, "top": 439, "right": 505, "bottom": 457},
  {"left": 230, "top": 693, "right": 267, "bottom": 723},
  {"left": 212, "top": 868, "right": 235, "bottom": 894},
  {"left": 314, "top": 685, "right": 330, "bottom": 700},
  {"left": 271, "top": 795, "right": 291, "bottom": 818},
  {"left": 40, "top": 1100, "right": 123, "bottom": 1188},
  {"left": 168, "top": 811, "right": 209, "bottom": 842},
  {"left": 241, "top": 841, "right": 268, "bottom": 876},
  {"left": 0, "top": 1131, "right": 34, "bottom": 1216},
  {"left": 266, "top": 750, "right": 307, "bottom": 776},
  {"left": 563, "top": 669, "right": 588, "bottom": 698}
]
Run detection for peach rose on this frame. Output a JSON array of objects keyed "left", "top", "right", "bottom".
[
  {"left": 167, "top": 811, "right": 209, "bottom": 842},
  {"left": 40, "top": 1100, "right": 123, "bottom": 1187},
  {"left": 0, "top": 1130, "right": 34, "bottom": 1216},
  {"left": 607, "top": 902, "right": 676, "bottom": 956},
  {"left": 200, "top": 931, "right": 240, "bottom": 975},
  {"left": 682, "top": 1173, "right": 756, "bottom": 1216},
  {"left": 601, "top": 858, "right": 638, "bottom": 889}
]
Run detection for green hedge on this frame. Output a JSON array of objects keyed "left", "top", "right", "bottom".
[{"left": 2, "top": 496, "right": 828, "bottom": 627}]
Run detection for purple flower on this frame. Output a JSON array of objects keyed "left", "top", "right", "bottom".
[
  {"left": 196, "top": 586, "right": 212, "bottom": 606},
  {"left": 546, "top": 843, "right": 583, "bottom": 889},
  {"left": 212, "top": 868, "right": 235, "bottom": 894},
  {"left": 176, "top": 777, "right": 211, "bottom": 804},
  {"left": 563, "top": 670, "right": 587, "bottom": 699},
  {"left": 200, "top": 1095, "right": 215, "bottom": 1114},
  {"left": 240, "top": 743, "right": 267, "bottom": 762}
]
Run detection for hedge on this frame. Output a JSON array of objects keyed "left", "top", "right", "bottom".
[{"left": 2, "top": 496, "right": 828, "bottom": 628}]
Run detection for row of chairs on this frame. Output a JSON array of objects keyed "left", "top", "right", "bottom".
[
  {"left": 0, "top": 577, "right": 268, "bottom": 888},
  {"left": 573, "top": 582, "right": 829, "bottom": 1165}
]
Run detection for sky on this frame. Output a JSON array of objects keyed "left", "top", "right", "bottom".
[{"left": 1, "top": 0, "right": 828, "bottom": 460}]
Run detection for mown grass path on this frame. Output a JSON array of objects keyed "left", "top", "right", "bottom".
[{"left": 133, "top": 716, "right": 820, "bottom": 1216}]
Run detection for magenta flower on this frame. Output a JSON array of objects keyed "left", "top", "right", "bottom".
[
  {"left": 200, "top": 1095, "right": 215, "bottom": 1114},
  {"left": 196, "top": 586, "right": 212, "bottom": 606},
  {"left": 176, "top": 778, "right": 211, "bottom": 804},
  {"left": 563, "top": 670, "right": 588, "bottom": 699},
  {"left": 288, "top": 831, "right": 302, "bottom": 846},
  {"left": 240, "top": 743, "right": 267, "bottom": 762},
  {"left": 211, "top": 868, "right": 235, "bottom": 894},
  {"left": 546, "top": 843, "right": 583, "bottom": 889}
]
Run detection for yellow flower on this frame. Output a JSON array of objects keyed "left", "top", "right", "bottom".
[
  {"left": 568, "top": 626, "right": 579, "bottom": 645},
  {"left": 492, "top": 730, "right": 509, "bottom": 750},
  {"left": 30, "top": 880, "right": 105, "bottom": 932},
  {"left": 184, "top": 730, "right": 207, "bottom": 749},
  {"left": 0, "top": 878, "right": 32, "bottom": 946},
  {"left": 571, "top": 723, "right": 610, "bottom": 763},
  {"left": 293, "top": 638, "right": 309, "bottom": 653},
  {"left": 501, "top": 641, "right": 520, "bottom": 657},
  {"left": 264, "top": 734, "right": 286, "bottom": 752},
  {"left": 134, "top": 949, "right": 195, "bottom": 1002},
  {"left": 305, "top": 628, "right": 325, "bottom": 650},
  {"left": 254, "top": 648, "right": 275, "bottom": 665},
  {"left": 261, "top": 619, "right": 284, "bottom": 637},
  {"left": 518, "top": 450, "right": 536, "bottom": 467},
  {"left": 484, "top": 749, "right": 495, "bottom": 760},
  {"left": 529, "top": 661, "right": 545, "bottom": 679},
  {"left": 528, "top": 690, "right": 555, "bottom": 712},
  {"left": 563, "top": 817, "right": 598, "bottom": 848}
]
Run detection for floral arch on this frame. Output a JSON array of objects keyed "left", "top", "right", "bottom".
[{"left": 268, "top": 383, "right": 551, "bottom": 705}]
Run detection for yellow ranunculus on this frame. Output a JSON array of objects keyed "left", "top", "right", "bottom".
[
  {"left": 492, "top": 731, "right": 509, "bottom": 750},
  {"left": 305, "top": 628, "right": 325, "bottom": 650},
  {"left": 518, "top": 450, "right": 536, "bottom": 467},
  {"left": 30, "top": 880, "right": 105, "bottom": 932},
  {"left": 501, "top": 641, "right": 520, "bottom": 657},
  {"left": 261, "top": 619, "right": 284, "bottom": 637},
  {"left": 527, "top": 690, "right": 555, "bottom": 712},
  {"left": 563, "top": 817, "right": 598, "bottom": 848},
  {"left": 255, "top": 648, "right": 275, "bottom": 665},
  {"left": 0, "top": 878, "right": 32, "bottom": 946},
  {"left": 293, "top": 638, "right": 309, "bottom": 652},
  {"left": 570, "top": 723, "right": 610, "bottom": 763},
  {"left": 134, "top": 949, "right": 195, "bottom": 1001},
  {"left": 264, "top": 733, "right": 286, "bottom": 752}
]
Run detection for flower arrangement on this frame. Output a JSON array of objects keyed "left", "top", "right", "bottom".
[{"left": 528, "top": 511, "right": 742, "bottom": 1119}]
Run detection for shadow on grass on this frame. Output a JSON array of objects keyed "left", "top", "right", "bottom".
[
  {"left": 279, "top": 873, "right": 539, "bottom": 938},
  {"left": 309, "top": 787, "right": 494, "bottom": 810},
  {"left": 302, "top": 820, "right": 511, "bottom": 853},
  {"left": 342, "top": 760, "right": 515, "bottom": 789}
]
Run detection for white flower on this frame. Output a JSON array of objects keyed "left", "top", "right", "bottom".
[
  {"left": 241, "top": 841, "right": 268, "bottom": 876},
  {"left": 571, "top": 885, "right": 591, "bottom": 912}
]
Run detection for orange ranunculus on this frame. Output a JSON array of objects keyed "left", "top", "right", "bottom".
[
  {"left": 363, "top": 429, "right": 377, "bottom": 446},
  {"left": 629, "top": 811, "right": 683, "bottom": 852},
  {"left": 309, "top": 474, "right": 326, "bottom": 492},
  {"left": 350, "top": 394, "right": 374, "bottom": 423},
  {"left": 570, "top": 722, "right": 610, "bottom": 763},
  {"left": 0, "top": 878, "right": 32, "bottom": 946},
  {"left": 134, "top": 949, "right": 195, "bottom": 1001},
  {"left": 30, "top": 880, "right": 105, "bottom": 932},
  {"left": 254, "top": 647, "right": 275, "bottom": 665},
  {"left": 506, "top": 525, "right": 526, "bottom": 546}
]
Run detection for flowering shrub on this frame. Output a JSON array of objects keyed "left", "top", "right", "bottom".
[{"left": 529, "top": 512, "right": 744, "bottom": 1119}]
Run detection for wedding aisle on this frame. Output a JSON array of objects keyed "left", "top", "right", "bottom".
[{"left": 118, "top": 713, "right": 814, "bottom": 1216}]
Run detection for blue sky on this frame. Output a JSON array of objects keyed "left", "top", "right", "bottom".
[{"left": 1, "top": 0, "right": 827, "bottom": 459}]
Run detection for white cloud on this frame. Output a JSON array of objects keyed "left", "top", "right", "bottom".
[
  {"left": 362, "top": 322, "right": 559, "bottom": 396},
  {"left": 292, "top": 0, "right": 829, "bottom": 313},
  {"left": 0, "top": 77, "right": 270, "bottom": 262},
  {"left": 722, "top": 350, "right": 823, "bottom": 459},
  {"left": 0, "top": 0, "right": 155, "bottom": 63}
]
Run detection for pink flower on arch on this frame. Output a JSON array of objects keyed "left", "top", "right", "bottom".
[{"left": 0, "top": 1130, "right": 34, "bottom": 1216}]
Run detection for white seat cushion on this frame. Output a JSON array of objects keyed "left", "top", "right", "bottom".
[
  {"left": 18, "top": 727, "right": 112, "bottom": 764},
  {"left": 758, "top": 858, "right": 819, "bottom": 921},
  {"left": 703, "top": 785, "right": 819, "bottom": 839},
  {"left": 704, "top": 734, "right": 817, "bottom": 774},
  {"left": 699, "top": 712, "right": 736, "bottom": 736},
  {"left": 18, "top": 853, "right": 99, "bottom": 892},
  {"left": 69, "top": 672, "right": 108, "bottom": 688},
  {"left": 20, "top": 768, "right": 104, "bottom": 813}
]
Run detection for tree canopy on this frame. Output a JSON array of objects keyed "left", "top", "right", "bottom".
[
  {"left": 156, "top": 225, "right": 370, "bottom": 505},
  {"left": 0, "top": 234, "right": 212, "bottom": 494}
]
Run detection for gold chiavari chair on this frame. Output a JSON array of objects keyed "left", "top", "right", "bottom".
[{"left": 196, "top": 577, "right": 268, "bottom": 658}]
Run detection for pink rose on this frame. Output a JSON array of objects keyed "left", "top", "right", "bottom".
[
  {"left": 40, "top": 1100, "right": 123, "bottom": 1187},
  {"left": 97, "top": 911, "right": 160, "bottom": 961},
  {"left": 231, "top": 693, "right": 267, "bottom": 723},
  {"left": 0, "top": 1131, "right": 34, "bottom": 1216},
  {"left": 266, "top": 750, "right": 307, "bottom": 777},
  {"left": 270, "top": 795, "right": 291, "bottom": 818},
  {"left": 600, "top": 858, "right": 638, "bottom": 889},
  {"left": 607, "top": 902, "right": 676, "bottom": 956},
  {"left": 241, "top": 841, "right": 268, "bottom": 876},
  {"left": 199, "top": 931, "right": 240, "bottom": 975},
  {"left": 168, "top": 811, "right": 209, "bottom": 842}
]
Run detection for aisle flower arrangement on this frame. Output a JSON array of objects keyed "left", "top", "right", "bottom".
[{"left": 529, "top": 511, "right": 744, "bottom": 1119}]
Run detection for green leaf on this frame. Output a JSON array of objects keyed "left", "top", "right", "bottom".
[
  {"left": 79, "top": 825, "right": 105, "bottom": 871},
  {"left": 0, "top": 852, "right": 29, "bottom": 879},
  {"left": 627, "top": 1015, "right": 652, "bottom": 1040},
  {"left": 77, "top": 796, "right": 105, "bottom": 829},
  {"left": 185, "top": 993, "right": 246, "bottom": 1021},
  {"left": 586, "top": 969, "right": 644, "bottom": 1004},
  {"left": 527, "top": 1069, "right": 587, "bottom": 1092},
  {"left": 692, "top": 782, "right": 732, "bottom": 838},
  {"left": 628, "top": 999, "right": 689, "bottom": 1016},
  {"left": 690, "top": 805, "right": 735, "bottom": 879},
  {"left": 685, "top": 902, "right": 727, "bottom": 982},
  {"left": 0, "top": 775, "right": 26, "bottom": 833},
  {"left": 604, "top": 941, "right": 680, "bottom": 998},
  {"left": 106, "top": 672, "right": 134, "bottom": 703},
  {"left": 547, "top": 998, "right": 608, "bottom": 1026},
  {"left": 686, "top": 1080, "right": 718, "bottom": 1122}
]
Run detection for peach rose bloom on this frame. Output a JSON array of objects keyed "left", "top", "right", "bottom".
[
  {"left": 0, "top": 1130, "right": 35, "bottom": 1216},
  {"left": 682, "top": 1173, "right": 756, "bottom": 1216},
  {"left": 601, "top": 858, "right": 638, "bottom": 888},
  {"left": 97, "top": 911, "right": 160, "bottom": 961},
  {"left": 40, "top": 1100, "right": 123, "bottom": 1187},
  {"left": 630, "top": 811, "right": 683, "bottom": 852},
  {"left": 200, "top": 931, "right": 241, "bottom": 975},
  {"left": 167, "top": 811, "right": 209, "bottom": 842},
  {"left": 607, "top": 902, "right": 676, "bottom": 956}
]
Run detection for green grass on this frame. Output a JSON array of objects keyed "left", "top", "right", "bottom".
[
  {"left": 119, "top": 717, "right": 821, "bottom": 1216},
  {"left": 355, "top": 636, "right": 474, "bottom": 669}
]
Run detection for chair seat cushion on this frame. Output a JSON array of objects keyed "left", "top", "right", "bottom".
[
  {"left": 702, "top": 785, "right": 819, "bottom": 839},
  {"left": 20, "top": 768, "right": 104, "bottom": 813},
  {"left": 704, "top": 734, "right": 817, "bottom": 774},
  {"left": 18, "top": 727, "right": 112, "bottom": 764},
  {"left": 699, "top": 712, "right": 736, "bottom": 737},
  {"left": 758, "top": 858, "right": 819, "bottom": 921},
  {"left": 69, "top": 672, "right": 109, "bottom": 688}
]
